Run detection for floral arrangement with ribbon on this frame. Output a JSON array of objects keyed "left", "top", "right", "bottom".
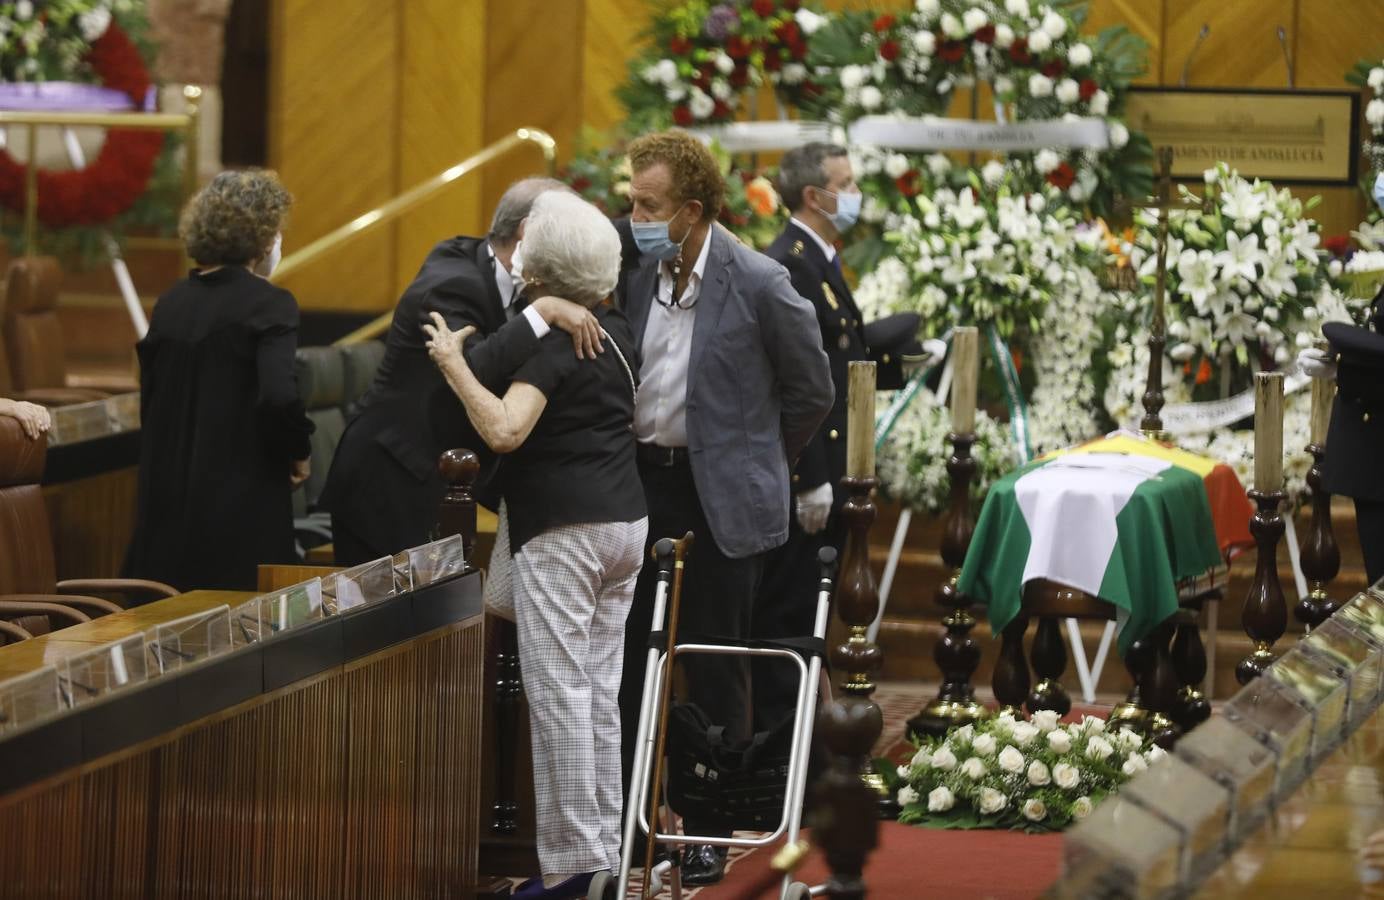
[
  {"left": 884, "top": 711, "right": 1164, "bottom": 833},
  {"left": 1347, "top": 58, "right": 1384, "bottom": 188},
  {"left": 801, "top": 0, "right": 1151, "bottom": 217},
  {"left": 618, "top": 0, "right": 833, "bottom": 132}
]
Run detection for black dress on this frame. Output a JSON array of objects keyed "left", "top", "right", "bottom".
[{"left": 124, "top": 266, "right": 314, "bottom": 591}]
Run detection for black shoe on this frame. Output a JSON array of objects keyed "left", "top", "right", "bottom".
[{"left": 680, "top": 844, "right": 727, "bottom": 886}]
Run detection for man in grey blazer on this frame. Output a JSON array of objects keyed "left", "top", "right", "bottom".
[{"left": 617, "top": 130, "right": 832, "bottom": 884}]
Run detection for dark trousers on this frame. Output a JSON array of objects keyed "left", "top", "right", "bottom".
[
  {"left": 618, "top": 459, "right": 764, "bottom": 839},
  {"left": 1359, "top": 498, "right": 1384, "bottom": 586},
  {"left": 750, "top": 514, "right": 844, "bottom": 732}
]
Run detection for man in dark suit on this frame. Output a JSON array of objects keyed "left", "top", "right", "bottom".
[
  {"left": 617, "top": 131, "right": 833, "bottom": 884},
  {"left": 321, "top": 177, "right": 603, "bottom": 565},
  {"left": 751, "top": 143, "right": 944, "bottom": 733},
  {"left": 1302, "top": 288, "right": 1384, "bottom": 584}
]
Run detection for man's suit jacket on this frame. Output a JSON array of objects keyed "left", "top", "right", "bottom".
[
  {"left": 625, "top": 227, "right": 833, "bottom": 559},
  {"left": 1323, "top": 291, "right": 1384, "bottom": 502},
  {"left": 764, "top": 221, "right": 905, "bottom": 508},
  {"left": 320, "top": 236, "right": 538, "bottom": 562}
]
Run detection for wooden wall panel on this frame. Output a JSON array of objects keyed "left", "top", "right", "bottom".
[
  {"left": 396, "top": 0, "right": 488, "bottom": 297},
  {"left": 583, "top": 0, "right": 646, "bottom": 136},
  {"left": 1084, "top": 0, "right": 1163, "bottom": 84},
  {"left": 1162, "top": 0, "right": 1297, "bottom": 88},
  {"left": 268, "top": 0, "right": 400, "bottom": 313}
]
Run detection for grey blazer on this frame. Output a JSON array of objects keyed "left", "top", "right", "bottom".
[{"left": 626, "top": 227, "right": 833, "bottom": 559}]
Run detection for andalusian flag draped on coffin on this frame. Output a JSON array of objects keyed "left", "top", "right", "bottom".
[{"left": 957, "top": 433, "right": 1255, "bottom": 654}]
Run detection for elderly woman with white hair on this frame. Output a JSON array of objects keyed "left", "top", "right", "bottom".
[{"left": 424, "top": 190, "right": 645, "bottom": 900}]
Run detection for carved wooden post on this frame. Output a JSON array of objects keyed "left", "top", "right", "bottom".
[
  {"left": 1144, "top": 618, "right": 1184, "bottom": 748},
  {"left": 836, "top": 362, "right": 887, "bottom": 807},
  {"left": 911, "top": 328, "right": 983, "bottom": 738},
  {"left": 436, "top": 449, "right": 479, "bottom": 565},
  {"left": 1027, "top": 615, "right": 1071, "bottom": 715},
  {"left": 1108, "top": 634, "right": 1153, "bottom": 732},
  {"left": 1141, "top": 146, "right": 1174, "bottom": 438},
  {"left": 1238, "top": 373, "right": 1288, "bottom": 684},
  {"left": 1297, "top": 372, "right": 1340, "bottom": 628},
  {"left": 1170, "top": 599, "right": 1213, "bottom": 730}
]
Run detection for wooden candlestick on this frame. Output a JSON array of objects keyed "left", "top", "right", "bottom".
[
  {"left": 950, "top": 327, "right": 978, "bottom": 435},
  {"left": 1239, "top": 373, "right": 1288, "bottom": 683},
  {"left": 436, "top": 448, "right": 480, "bottom": 567},
  {"left": 845, "top": 361, "right": 876, "bottom": 478},
  {"left": 1140, "top": 146, "right": 1174, "bottom": 438},
  {"left": 909, "top": 432, "right": 983, "bottom": 738},
  {"left": 1298, "top": 375, "right": 1340, "bottom": 627}
]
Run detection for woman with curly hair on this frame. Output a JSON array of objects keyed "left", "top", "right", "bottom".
[{"left": 124, "top": 169, "right": 313, "bottom": 592}]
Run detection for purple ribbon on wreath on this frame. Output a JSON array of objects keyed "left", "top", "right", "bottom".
[{"left": 0, "top": 81, "right": 157, "bottom": 112}]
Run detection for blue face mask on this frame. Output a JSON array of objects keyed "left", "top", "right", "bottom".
[
  {"left": 631, "top": 204, "right": 688, "bottom": 261},
  {"left": 817, "top": 188, "right": 862, "bottom": 233},
  {"left": 1374, "top": 172, "right": 1384, "bottom": 214}
]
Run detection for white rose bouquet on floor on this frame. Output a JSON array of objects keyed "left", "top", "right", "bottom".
[{"left": 888, "top": 712, "right": 1164, "bottom": 833}]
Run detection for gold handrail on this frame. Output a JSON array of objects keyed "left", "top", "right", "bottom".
[
  {"left": 271, "top": 128, "right": 557, "bottom": 347},
  {"left": 3, "top": 85, "right": 203, "bottom": 258}
]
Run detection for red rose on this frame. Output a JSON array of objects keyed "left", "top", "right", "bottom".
[
  {"left": 896, "top": 169, "right": 921, "bottom": 197},
  {"left": 973, "top": 24, "right": 996, "bottom": 44},
  {"left": 879, "top": 39, "right": 900, "bottom": 61},
  {"left": 729, "top": 64, "right": 750, "bottom": 87},
  {"left": 726, "top": 35, "right": 751, "bottom": 59},
  {"left": 1009, "top": 37, "right": 1032, "bottom": 64},
  {"left": 1045, "top": 162, "right": 1076, "bottom": 190},
  {"left": 790, "top": 39, "right": 808, "bottom": 59},
  {"left": 693, "top": 73, "right": 711, "bottom": 90},
  {"left": 873, "top": 14, "right": 895, "bottom": 33},
  {"left": 1079, "top": 78, "right": 1099, "bottom": 101},
  {"left": 784, "top": 0, "right": 801, "bottom": 8},
  {"left": 713, "top": 99, "right": 732, "bottom": 119},
  {"left": 1323, "top": 234, "right": 1351, "bottom": 258},
  {"left": 775, "top": 20, "right": 800, "bottom": 44},
  {"left": 753, "top": 0, "right": 775, "bottom": 17},
  {"left": 763, "top": 50, "right": 783, "bottom": 71},
  {"left": 673, "top": 105, "right": 694, "bottom": 126},
  {"left": 669, "top": 36, "right": 692, "bottom": 56},
  {"left": 570, "top": 176, "right": 591, "bottom": 192},
  {"left": 939, "top": 40, "right": 966, "bottom": 63},
  {"left": 1041, "top": 60, "right": 1065, "bottom": 78},
  {"left": 741, "top": 171, "right": 756, "bottom": 185},
  {"left": 801, "top": 80, "right": 821, "bottom": 96}
]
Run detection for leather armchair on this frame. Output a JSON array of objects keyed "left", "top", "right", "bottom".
[{"left": 0, "top": 417, "right": 176, "bottom": 634}]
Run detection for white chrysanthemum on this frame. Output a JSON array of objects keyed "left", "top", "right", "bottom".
[
  {"left": 1109, "top": 122, "right": 1129, "bottom": 149},
  {"left": 1034, "top": 148, "right": 1061, "bottom": 174},
  {"left": 1055, "top": 78, "right": 1080, "bottom": 105},
  {"left": 912, "top": 30, "right": 936, "bottom": 55},
  {"left": 1028, "top": 73, "right": 1054, "bottom": 97},
  {"left": 1367, "top": 99, "right": 1384, "bottom": 127},
  {"left": 1005, "top": 0, "right": 1030, "bottom": 16},
  {"left": 795, "top": 8, "right": 825, "bottom": 34},
  {"left": 1027, "top": 30, "right": 1052, "bottom": 54},
  {"left": 962, "top": 8, "right": 988, "bottom": 33},
  {"left": 1067, "top": 43, "right": 1092, "bottom": 68},
  {"left": 1089, "top": 90, "right": 1109, "bottom": 116},
  {"left": 840, "top": 65, "right": 868, "bottom": 90},
  {"left": 688, "top": 90, "right": 715, "bottom": 119},
  {"left": 1369, "top": 67, "right": 1384, "bottom": 90},
  {"left": 859, "top": 86, "right": 884, "bottom": 110},
  {"left": 1041, "top": 10, "right": 1068, "bottom": 39}
]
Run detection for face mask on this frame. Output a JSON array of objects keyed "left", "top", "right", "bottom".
[
  {"left": 817, "top": 188, "right": 862, "bottom": 233},
  {"left": 256, "top": 233, "right": 282, "bottom": 278},
  {"left": 631, "top": 204, "right": 689, "bottom": 261},
  {"left": 509, "top": 241, "right": 527, "bottom": 292},
  {"left": 1374, "top": 172, "right": 1384, "bottom": 214}
]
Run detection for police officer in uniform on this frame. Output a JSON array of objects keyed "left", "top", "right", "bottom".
[{"left": 752, "top": 142, "right": 943, "bottom": 729}]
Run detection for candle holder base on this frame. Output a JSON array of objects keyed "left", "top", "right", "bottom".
[
  {"left": 907, "top": 699, "right": 988, "bottom": 740},
  {"left": 1108, "top": 701, "right": 1151, "bottom": 733},
  {"left": 1235, "top": 643, "right": 1277, "bottom": 685}
]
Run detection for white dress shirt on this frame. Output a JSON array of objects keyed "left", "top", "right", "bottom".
[
  {"left": 790, "top": 216, "right": 836, "bottom": 262},
  {"left": 488, "top": 242, "right": 549, "bottom": 337},
  {"left": 635, "top": 229, "right": 713, "bottom": 447}
]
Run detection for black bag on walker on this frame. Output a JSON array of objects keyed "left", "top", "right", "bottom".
[{"left": 665, "top": 701, "right": 796, "bottom": 831}]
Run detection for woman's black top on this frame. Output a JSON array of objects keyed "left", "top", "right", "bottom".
[
  {"left": 124, "top": 266, "right": 314, "bottom": 591},
  {"left": 503, "top": 306, "right": 646, "bottom": 551}
]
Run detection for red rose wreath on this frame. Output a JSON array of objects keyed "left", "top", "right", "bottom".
[{"left": 0, "top": 23, "right": 164, "bottom": 228}]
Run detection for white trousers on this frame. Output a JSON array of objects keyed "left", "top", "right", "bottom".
[{"left": 513, "top": 517, "right": 649, "bottom": 877}]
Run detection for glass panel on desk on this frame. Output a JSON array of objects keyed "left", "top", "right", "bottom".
[
  {"left": 58, "top": 634, "right": 148, "bottom": 707},
  {"left": 1304, "top": 617, "right": 1383, "bottom": 725},
  {"left": 322, "top": 557, "right": 395, "bottom": 614},
  {"left": 231, "top": 579, "right": 322, "bottom": 645},
  {"left": 106, "top": 392, "right": 140, "bottom": 432},
  {"left": 1267, "top": 644, "right": 1350, "bottom": 760},
  {"left": 1221, "top": 677, "right": 1313, "bottom": 796},
  {"left": 146, "top": 605, "right": 232, "bottom": 674},
  {"left": 405, "top": 535, "right": 465, "bottom": 588},
  {"left": 1175, "top": 716, "right": 1277, "bottom": 839},
  {"left": 0, "top": 666, "right": 63, "bottom": 734},
  {"left": 392, "top": 551, "right": 412, "bottom": 594},
  {"left": 47, "top": 399, "right": 113, "bottom": 446},
  {"left": 1121, "top": 755, "right": 1232, "bottom": 886},
  {"left": 1060, "top": 796, "right": 1182, "bottom": 900},
  {"left": 1335, "top": 592, "right": 1384, "bottom": 646}
]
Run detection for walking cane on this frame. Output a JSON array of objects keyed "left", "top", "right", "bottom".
[{"left": 643, "top": 531, "right": 694, "bottom": 896}]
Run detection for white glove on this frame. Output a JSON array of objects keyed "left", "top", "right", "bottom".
[
  {"left": 903, "top": 338, "right": 949, "bottom": 372},
  {"left": 1297, "top": 347, "right": 1337, "bottom": 380},
  {"left": 795, "top": 482, "right": 833, "bottom": 534}
]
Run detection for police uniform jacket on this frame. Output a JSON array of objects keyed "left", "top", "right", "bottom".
[{"left": 1322, "top": 292, "right": 1384, "bottom": 502}]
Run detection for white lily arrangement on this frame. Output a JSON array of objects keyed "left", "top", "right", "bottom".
[{"left": 888, "top": 711, "right": 1165, "bottom": 833}]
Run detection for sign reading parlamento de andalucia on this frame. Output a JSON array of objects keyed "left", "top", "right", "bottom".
[{"left": 1125, "top": 87, "right": 1359, "bottom": 186}]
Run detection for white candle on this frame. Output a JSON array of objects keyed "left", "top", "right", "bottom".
[{"left": 846, "top": 361, "right": 877, "bottom": 478}]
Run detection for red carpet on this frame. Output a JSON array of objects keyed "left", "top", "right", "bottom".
[{"left": 698, "top": 822, "right": 1063, "bottom": 899}]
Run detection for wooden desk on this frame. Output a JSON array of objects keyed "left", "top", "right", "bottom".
[{"left": 0, "top": 577, "right": 484, "bottom": 899}]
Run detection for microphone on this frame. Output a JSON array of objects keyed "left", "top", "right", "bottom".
[
  {"left": 1179, "top": 24, "right": 1210, "bottom": 87},
  {"left": 1276, "top": 26, "right": 1295, "bottom": 88}
]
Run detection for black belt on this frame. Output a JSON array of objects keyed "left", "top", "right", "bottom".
[{"left": 637, "top": 442, "right": 690, "bottom": 468}]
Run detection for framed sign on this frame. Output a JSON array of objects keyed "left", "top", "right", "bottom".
[{"left": 1125, "top": 87, "right": 1360, "bottom": 186}]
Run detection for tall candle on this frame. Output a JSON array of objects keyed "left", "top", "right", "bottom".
[
  {"left": 846, "top": 361, "right": 877, "bottom": 478},
  {"left": 1254, "top": 372, "right": 1284, "bottom": 492},
  {"left": 1309, "top": 361, "right": 1333, "bottom": 448},
  {"left": 951, "top": 327, "right": 979, "bottom": 434}
]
